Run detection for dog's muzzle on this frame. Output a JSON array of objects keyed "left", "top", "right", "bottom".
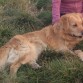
[{"left": 68, "top": 33, "right": 83, "bottom": 38}]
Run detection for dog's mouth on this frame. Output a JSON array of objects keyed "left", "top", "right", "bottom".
[{"left": 68, "top": 34, "right": 83, "bottom": 38}]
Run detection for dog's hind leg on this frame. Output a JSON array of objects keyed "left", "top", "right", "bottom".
[
  {"left": 9, "top": 51, "right": 42, "bottom": 77},
  {"left": 10, "top": 61, "right": 21, "bottom": 77},
  {"left": 20, "top": 53, "right": 41, "bottom": 69}
]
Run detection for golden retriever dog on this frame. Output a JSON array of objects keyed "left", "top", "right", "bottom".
[{"left": 0, "top": 13, "right": 83, "bottom": 77}]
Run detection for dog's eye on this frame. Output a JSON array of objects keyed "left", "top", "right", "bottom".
[{"left": 73, "top": 24, "right": 77, "bottom": 27}]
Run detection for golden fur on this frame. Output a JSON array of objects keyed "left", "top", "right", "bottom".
[{"left": 0, "top": 13, "right": 83, "bottom": 76}]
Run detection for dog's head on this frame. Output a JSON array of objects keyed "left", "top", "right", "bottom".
[{"left": 59, "top": 13, "right": 83, "bottom": 38}]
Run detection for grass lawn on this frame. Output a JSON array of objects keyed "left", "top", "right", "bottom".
[{"left": 0, "top": 0, "right": 83, "bottom": 83}]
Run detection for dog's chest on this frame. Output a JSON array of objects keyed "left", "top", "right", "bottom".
[
  {"left": 66, "top": 41, "right": 78, "bottom": 49},
  {"left": 48, "top": 39, "right": 69, "bottom": 52},
  {"left": 56, "top": 42, "right": 69, "bottom": 51}
]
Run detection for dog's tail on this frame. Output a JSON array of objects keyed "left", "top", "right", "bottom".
[{"left": 0, "top": 44, "right": 11, "bottom": 70}]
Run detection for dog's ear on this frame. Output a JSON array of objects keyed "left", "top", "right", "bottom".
[
  {"left": 60, "top": 15, "right": 70, "bottom": 30},
  {"left": 52, "top": 14, "right": 70, "bottom": 33}
]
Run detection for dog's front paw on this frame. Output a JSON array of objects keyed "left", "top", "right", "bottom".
[
  {"left": 33, "top": 65, "right": 42, "bottom": 69},
  {"left": 74, "top": 50, "right": 82, "bottom": 54},
  {"left": 74, "top": 50, "right": 83, "bottom": 61},
  {"left": 31, "top": 63, "right": 42, "bottom": 69}
]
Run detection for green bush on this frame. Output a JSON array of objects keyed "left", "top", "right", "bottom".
[
  {"left": 0, "top": 0, "right": 7, "bottom": 5},
  {"left": 0, "top": 28, "right": 13, "bottom": 46},
  {"left": 36, "top": 0, "right": 51, "bottom": 10},
  {"left": 37, "top": 11, "right": 52, "bottom": 26},
  {"left": 4, "top": 8, "right": 21, "bottom": 17},
  {"left": 1, "top": 29, "right": 12, "bottom": 38}
]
